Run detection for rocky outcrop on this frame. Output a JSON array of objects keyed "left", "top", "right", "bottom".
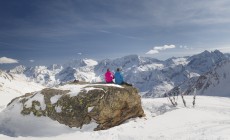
[{"left": 8, "top": 84, "right": 144, "bottom": 130}]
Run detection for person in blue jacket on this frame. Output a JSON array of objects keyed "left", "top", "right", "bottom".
[
  {"left": 114, "top": 68, "right": 124, "bottom": 85},
  {"left": 114, "top": 68, "right": 132, "bottom": 86}
]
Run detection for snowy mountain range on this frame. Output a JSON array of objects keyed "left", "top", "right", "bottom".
[
  {"left": 177, "top": 60, "right": 230, "bottom": 97},
  {"left": 5, "top": 50, "right": 230, "bottom": 97},
  {"left": 1, "top": 50, "right": 230, "bottom": 140}
]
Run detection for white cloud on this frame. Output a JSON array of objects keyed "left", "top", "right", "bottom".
[
  {"left": 0, "top": 57, "right": 18, "bottom": 64},
  {"left": 179, "top": 45, "right": 193, "bottom": 50},
  {"left": 155, "top": 45, "right": 176, "bottom": 50},
  {"left": 146, "top": 49, "right": 159, "bottom": 54},
  {"left": 77, "top": 53, "right": 82, "bottom": 55},
  {"left": 29, "top": 60, "right": 35, "bottom": 63},
  {"left": 146, "top": 45, "right": 176, "bottom": 55}
]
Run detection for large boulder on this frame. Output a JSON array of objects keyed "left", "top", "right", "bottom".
[{"left": 8, "top": 84, "right": 144, "bottom": 130}]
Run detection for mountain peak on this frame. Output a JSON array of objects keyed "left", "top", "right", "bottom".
[
  {"left": 47, "top": 64, "right": 62, "bottom": 71},
  {"left": 187, "top": 50, "right": 226, "bottom": 74},
  {"left": 81, "top": 59, "right": 98, "bottom": 66},
  {"left": 64, "top": 58, "right": 98, "bottom": 68},
  {"left": 192, "top": 50, "right": 225, "bottom": 58},
  {"left": 123, "top": 54, "right": 139, "bottom": 59},
  {"left": 9, "top": 65, "right": 26, "bottom": 74},
  {"left": 212, "top": 49, "right": 226, "bottom": 58}
]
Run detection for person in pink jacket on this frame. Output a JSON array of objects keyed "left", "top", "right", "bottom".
[{"left": 104, "top": 68, "right": 114, "bottom": 83}]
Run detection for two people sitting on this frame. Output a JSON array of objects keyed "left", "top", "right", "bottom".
[{"left": 104, "top": 68, "right": 132, "bottom": 86}]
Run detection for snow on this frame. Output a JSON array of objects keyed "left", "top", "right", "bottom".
[
  {"left": 55, "top": 106, "right": 62, "bottom": 113},
  {"left": 88, "top": 106, "right": 94, "bottom": 112},
  {"left": 50, "top": 95, "right": 62, "bottom": 104},
  {"left": 202, "top": 61, "right": 230, "bottom": 96},
  {"left": 57, "top": 83, "right": 123, "bottom": 97},
  {"left": 0, "top": 73, "right": 43, "bottom": 95},
  {"left": 179, "top": 60, "right": 230, "bottom": 97},
  {"left": 171, "top": 57, "right": 188, "bottom": 66},
  {"left": 0, "top": 95, "right": 230, "bottom": 140},
  {"left": 91, "top": 84, "right": 123, "bottom": 88},
  {"left": 24, "top": 92, "right": 46, "bottom": 110},
  {"left": 189, "top": 72, "right": 200, "bottom": 78},
  {"left": 58, "top": 84, "right": 85, "bottom": 97},
  {"left": 84, "top": 87, "right": 104, "bottom": 93},
  {"left": 138, "top": 63, "right": 164, "bottom": 71},
  {"left": 83, "top": 59, "right": 98, "bottom": 66},
  {"left": 150, "top": 81, "right": 174, "bottom": 97},
  {"left": 0, "top": 72, "right": 44, "bottom": 111},
  {"left": 0, "top": 101, "right": 97, "bottom": 137},
  {"left": 64, "top": 58, "right": 98, "bottom": 68}
]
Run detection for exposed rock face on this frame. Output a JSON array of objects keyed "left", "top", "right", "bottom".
[{"left": 8, "top": 84, "right": 144, "bottom": 130}]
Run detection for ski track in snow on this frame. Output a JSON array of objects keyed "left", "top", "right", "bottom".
[{"left": 0, "top": 95, "right": 229, "bottom": 140}]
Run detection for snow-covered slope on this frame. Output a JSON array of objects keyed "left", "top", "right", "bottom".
[
  {"left": 0, "top": 70, "right": 44, "bottom": 111},
  {"left": 183, "top": 60, "right": 230, "bottom": 96},
  {"left": 225, "top": 53, "right": 230, "bottom": 59},
  {"left": 9, "top": 65, "right": 62, "bottom": 87},
  {"left": 94, "top": 50, "right": 226, "bottom": 97},
  {"left": 0, "top": 95, "right": 230, "bottom": 140},
  {"left": 58, "top": 58, "right": 99, "bottom": 83}
]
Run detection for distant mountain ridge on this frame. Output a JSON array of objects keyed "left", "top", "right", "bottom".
[
  {"left": 168, "top": 59, "right": 230, "bottom": 97},
  {"left": 7, "top": 50, "right": 229, "bottom": 97}
]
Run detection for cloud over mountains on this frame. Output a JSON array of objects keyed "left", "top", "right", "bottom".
[
  {"left": 146, "top": 45, "right": 176, "bottom": 54},
  {"left": 0, "top": 57, "right": 18, "bottom": 64}
]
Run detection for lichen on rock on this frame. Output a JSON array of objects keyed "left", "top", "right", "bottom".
[{"left": 8, "top": 84, "right": 145, "bottom": 130}]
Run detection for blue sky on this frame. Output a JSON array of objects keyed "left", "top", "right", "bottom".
[{"left": 1, "top": 0, "right": 230, "bottom": 67}]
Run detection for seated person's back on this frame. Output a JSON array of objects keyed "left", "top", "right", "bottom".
[
  {"left": 114, "top": 68, "right": 123, "bottom": 85},
  {"left": 104, "top": 69, "right": 114, "bottom": 83}
]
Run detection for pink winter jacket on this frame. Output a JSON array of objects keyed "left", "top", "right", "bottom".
[{"left": 105, "top": 70, "right": 114, "bottom": 83}]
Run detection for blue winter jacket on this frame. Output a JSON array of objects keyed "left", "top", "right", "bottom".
[{"left": 114, "top": 71, "right": 124, "bottom": 85}]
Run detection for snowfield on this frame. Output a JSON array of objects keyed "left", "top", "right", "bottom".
[
  {"left": 0, "top": 95, "right": 230, "bottom": 140},
  {"left": 0, "top": 73, "right": 44, "bottom": 112}
]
